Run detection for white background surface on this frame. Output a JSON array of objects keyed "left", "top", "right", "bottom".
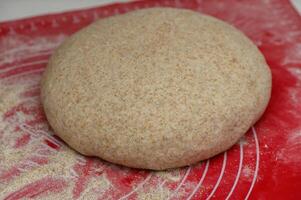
[
  {"left": 0, "top": 0, "right": 300, "bottom": 22},
  {"left": 0, "top": 0, "right": 128, "bottom": 22}
]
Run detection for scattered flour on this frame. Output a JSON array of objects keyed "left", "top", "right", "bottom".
[
  {"left": 156, "top": 169, "right": 181, "bottom": 182},
  {"left": 242, "top": 166, "right": 253, "bottom": 179},
  {"left": 276, "top": 129, "right": 301, "bottom": 164},
  {"left": 0, "top": 34, "right": 66, "bottom": 65},
  {"left": 0, "top": 79, "right": 112, "bottom": 198},
  {"left": 137, "top": 186, "right": 171, "bottom": 200},
  {"left": 0, "top": 83, "right": 25, "bottom": 115},
  {"left": 79, "top": 175, "right": 111, "bottom": 200}
]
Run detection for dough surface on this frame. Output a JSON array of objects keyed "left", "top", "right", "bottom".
[{"left": 41, "top": 8, "right": 271, "bottom": 170}]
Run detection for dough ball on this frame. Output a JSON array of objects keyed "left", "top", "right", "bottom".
[{"left": 41, "top": 8, "right": 271, "bottom": 170}]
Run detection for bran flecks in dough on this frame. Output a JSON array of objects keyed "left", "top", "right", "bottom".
[{"left": 41, "top": 8, "right": 271, "bottom": 170}]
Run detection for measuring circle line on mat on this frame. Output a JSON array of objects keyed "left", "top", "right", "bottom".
[
  {"left": 186, "top": 160, "right": 210, "bottom": 200},
  {"left": 245, "top": 127, "right": 260, "bottom": 200},
  {"left": 205, "top": 151, "right": 227, "bottom": 200},
  {"left": 167, "top": 166, "right": 191, "bottom": 199},
  {"left": 225, "top": 141, "right": 244, "bottom": 200},
  {"left": 117, "top": 173, "right": 153, "bottom": 200}
]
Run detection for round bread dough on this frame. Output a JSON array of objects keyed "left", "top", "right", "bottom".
[{"left": 41, "top": 8, "right": 271, "bottom": 170}]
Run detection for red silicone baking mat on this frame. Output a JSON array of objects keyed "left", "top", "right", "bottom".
[{"left": 0, "top": 0, "right": 301, "bottom": 199}]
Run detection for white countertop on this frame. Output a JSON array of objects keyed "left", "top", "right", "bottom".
[
  {"left": 0, "top": 0, "right": 128, "bottom": 22},
  {"left": 0, "top": 0, "right": 300, "bottom": 22}
]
